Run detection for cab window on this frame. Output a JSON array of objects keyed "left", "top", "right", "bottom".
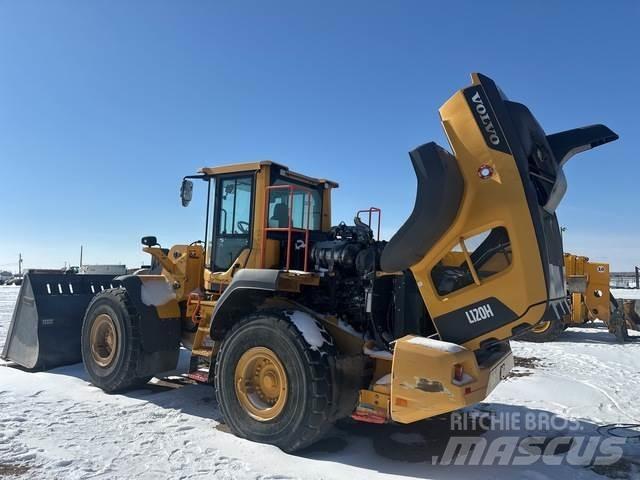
[
  {"left": 212, "top": 175, "right": 253, "bottom": 271},
  {"left": 431, "top": 227, "right": 512, "bottom": 296},
  {"left": 268, "top": 179, "right": 322, "bottom": 230}
]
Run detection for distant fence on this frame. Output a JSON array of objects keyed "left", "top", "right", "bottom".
[{"left": 610, "top": 267, "right": 639, "bottom": 289}]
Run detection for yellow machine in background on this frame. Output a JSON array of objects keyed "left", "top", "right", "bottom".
[
  {"left": 565, "top": 254, "right": 613, "bottom": 325},
  {"left": 520, "top": 253, "right": 630, "bottom": 342},
  {"left": 2, "top": 73, "right": 619, "bottom": 451}
]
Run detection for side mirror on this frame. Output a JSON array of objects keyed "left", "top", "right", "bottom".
[
  {"left": 141, "top": 236, "right": 158, "bottom": 247},
  {"left": 180, "top": 179, "right": 193, "bottom": 207}
]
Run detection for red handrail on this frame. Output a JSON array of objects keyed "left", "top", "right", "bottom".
[{"left": 261, "top": 184, "right": 314, "bottom": 271}]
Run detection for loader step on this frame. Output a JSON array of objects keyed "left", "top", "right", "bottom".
[
  {"left": 351, "top": 412, "right": 388, "bottom": 424},
  {"left": 185, "top": 368, "right": 210, "bottom": 383},
  {"left": 191, "top": 347, "right": 214, "bottom": 358}
]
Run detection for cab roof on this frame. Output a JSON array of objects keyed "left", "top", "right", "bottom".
[{"left": 199, "top": 160, "right": 338, "bottom": 188}]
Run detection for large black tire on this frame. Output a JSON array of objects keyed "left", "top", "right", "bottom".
[
  {"left": 214, "top": 311, "right": 336, "bottom": 452},
  {"left": 518, "top": 315, "right": 565, "bottom": 342},
  {"left": 81, "top": 288, "right": 152, "bottom": 393}
]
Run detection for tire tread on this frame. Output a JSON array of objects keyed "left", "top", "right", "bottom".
[{"left": 82, "top": 288, "right": 151, "bottom": 392}]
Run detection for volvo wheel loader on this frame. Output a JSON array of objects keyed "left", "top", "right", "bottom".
[
  {"left": 520, "top": 253, "right": 631, "bottom": 342},
  {"left": 2, "top": 73, "right": 618, "bottom": 451}
]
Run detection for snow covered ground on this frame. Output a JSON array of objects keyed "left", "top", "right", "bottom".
[
  {"left": 2, "top": 285, "right": 640, "bottom": 479},
  {"left": 612, "top": 289, "right": 640, "bottom": 301}
]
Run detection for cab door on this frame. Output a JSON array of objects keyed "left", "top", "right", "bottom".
[{"left": 212, "top": 175, "right": 254, "bottom": 272}]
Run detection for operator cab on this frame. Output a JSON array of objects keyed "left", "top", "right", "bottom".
[{"left": 184, "top": 161, "right": 337, "bottom": 289}]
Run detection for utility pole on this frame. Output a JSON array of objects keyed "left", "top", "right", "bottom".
[
  {"left": 80, "top": 245, "right": 83, "bottom": 269},
  {"left": 18, "top": 253, "right": 23, "bottom": 277},
  {"left": 560, "top": 226, "right": 567, "bottom": 243},
  {"left": 635, "top": 266, "right": 639, "bottom": 290}
]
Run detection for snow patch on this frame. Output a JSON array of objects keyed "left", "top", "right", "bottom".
[
  {"left": 337, "top": 318, "right": 361, "bottom": 337},
  {"left": 363, "top": 346, "right": 393, "bottom": 360},
  {"left": 3, "top": 288, "right": 640, "bottom": 479},
  {"left": 407, "top": 336, "right": 465, "bottom": 353},
  {"left": 285, "top": 310, "right": 332, "bottom": 352},
  {"left": 140, "top": 278, "right": 176, "bottom": 306},
  {"left": 611, "top": 288, "right": 640, "bottom": 300},
  {"left": 0, "top": 285, "right": 19, "bottom": 351}
]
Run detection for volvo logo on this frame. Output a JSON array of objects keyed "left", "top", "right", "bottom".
[
  {"left": 470, "top": 91, "right": 501, "bottom": 146},
  {"left": 464, "top": 86, "right": 510, "bottom": 154}
]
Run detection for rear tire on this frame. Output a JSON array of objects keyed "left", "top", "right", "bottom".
[
  {"left": 81, "top": 289, "right": 152, "bottom": 392},
  {"left": 518, "top": 315, "right": 565, "bottom": 342},
  {"left": 214, "top": 311, "right": 336, "bottom": 452}
]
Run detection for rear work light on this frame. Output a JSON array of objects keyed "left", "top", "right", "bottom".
[
  {"left": 452, "top": 363, "right": 474, "bottom": 386},
  {"left": 454, "top": 363, "right": 464, "bottom": 382}
]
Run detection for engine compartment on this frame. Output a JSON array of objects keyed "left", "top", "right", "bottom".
[{"left": 301, "top": 219, "right": 436, "bottom": 349}]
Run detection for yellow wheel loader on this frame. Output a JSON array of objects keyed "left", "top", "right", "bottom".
[
  {"left": 1, "top": 73, "right": 618, "bottom": 451},
  {"left": 519, "top": 253, "right": 630, "bottom": 342}
]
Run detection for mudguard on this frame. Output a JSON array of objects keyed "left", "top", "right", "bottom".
[
  {"left": 208, "top": 269, "right": 281, "bottom": 340},
  {"left": 116, "top": 275, "right": 182, "bottom": 353}
]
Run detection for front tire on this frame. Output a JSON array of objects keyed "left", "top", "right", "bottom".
[
  {"left": 214, "top": 311, "right": 336, "bottom": 452},
  {"left": 81, "top": 289, "right": 152, "bottom": 392}
]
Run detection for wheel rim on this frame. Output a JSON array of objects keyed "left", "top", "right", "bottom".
[
  {"left": 532, "top": 320, "right": 551, "bottom": 334},
  {"left": 234, "top": 347, "right": 288, "bottom": 422},
  {"left": 90, "top": 313, "right": 118, "bottom": 367}
]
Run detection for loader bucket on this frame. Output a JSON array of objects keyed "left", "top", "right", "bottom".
[{"left": 1, "top": 270, "right": 118, "bottom": 370}]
